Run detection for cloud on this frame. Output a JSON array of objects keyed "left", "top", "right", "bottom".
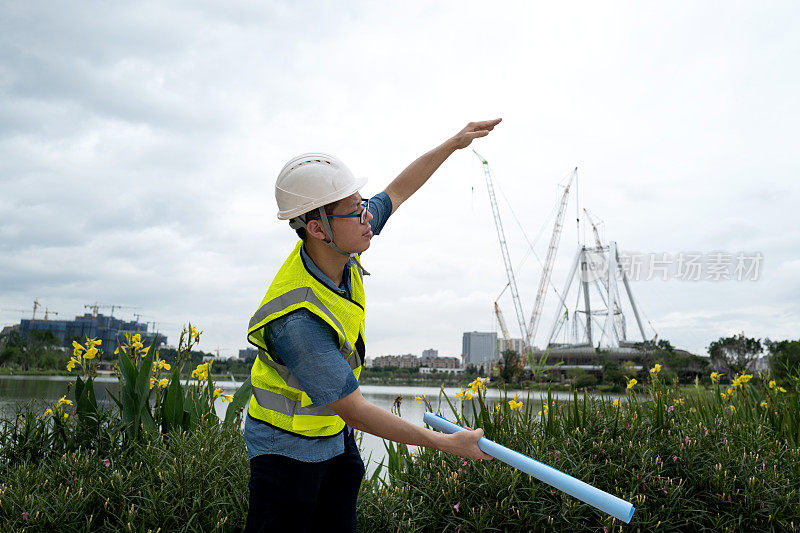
[{"left": 1, "top": 1, "right": 799, "bottom": 359}]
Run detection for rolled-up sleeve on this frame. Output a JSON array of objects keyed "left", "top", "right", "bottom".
[{"left": 263, "top": 309, "right": 359, "bottom": 406}]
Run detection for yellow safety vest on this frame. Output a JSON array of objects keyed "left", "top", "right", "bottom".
[{"left": 246, "top": 240, "right": 366, "bottom": 438}]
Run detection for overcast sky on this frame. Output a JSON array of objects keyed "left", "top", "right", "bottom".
[{"left": 2, "top": 1, "right": 798, "bottom": 359}]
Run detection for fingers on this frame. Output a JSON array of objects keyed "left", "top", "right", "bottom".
[
  {"left": 471, "top": 118, "right": 502, "bottom": 131},
  {"left": 467, "top": 130, "right": 490, "bottom": 139}
]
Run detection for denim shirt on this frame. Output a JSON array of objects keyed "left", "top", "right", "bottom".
[{"left": 245, "top": 192, "right": 392, "bottom": 462}]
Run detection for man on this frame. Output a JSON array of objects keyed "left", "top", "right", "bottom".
[{"left": 245, "top": 118, "right": 502, "bottom": 532}]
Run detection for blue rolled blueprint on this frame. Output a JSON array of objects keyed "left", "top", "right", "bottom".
[{"left": 423, "top": 412, "right": 635, "bottom": 524}]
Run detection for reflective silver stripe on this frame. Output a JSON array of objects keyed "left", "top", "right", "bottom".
[
  {"left": 251, "top": 386, "right": 336, "bottom": 417},
  {"left": 249, "top": 287, "right": 350, "bottom": 347},
  {"left": 258, "top": 349, "right": 303, "bottom": 389}
]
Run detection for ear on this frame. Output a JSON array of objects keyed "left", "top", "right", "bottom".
[{"left": 305, "top": 219, "right": 329, "bottom": 241}]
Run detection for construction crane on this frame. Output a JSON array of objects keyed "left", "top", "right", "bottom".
[
  {"left": 583, "top": 208, "right": 604, "bottom": 249},
  {"left": 84, "top": 303, "right": 142, "bottom": 318},
  {"left": 525, "top": 168, "right": 576, "bottom": 348},
  {"left": 494, "top": 301, "right": 514, "bottom": 351},
  {"left": 473, "top": 150, "right": 528, "bottom": 345},
  {"left": 43, "top": 308, "right": 58, "bottom": 320}
]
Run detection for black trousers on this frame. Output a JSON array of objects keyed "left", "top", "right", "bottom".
[{"left": 245, "top": 429, "right": 366, "bottom": 533}]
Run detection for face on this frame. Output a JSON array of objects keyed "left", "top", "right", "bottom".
[{"left": 308, "top": 192, "right": 374, "bottom": 253}]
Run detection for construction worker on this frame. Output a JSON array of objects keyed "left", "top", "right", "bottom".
[{"left": 245, "top": 118, "right": 502, "bottom": 532}]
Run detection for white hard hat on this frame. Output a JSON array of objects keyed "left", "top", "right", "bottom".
[{"left": 275, "top": 153, "right": 368, "bottom": 220}]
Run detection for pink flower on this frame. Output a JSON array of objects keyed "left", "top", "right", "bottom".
[
  {"left": 457, "top": 468, "right": 463, "bottom": 475},
  {"left": 604, "top": 528, "right": 608, "bottom": 533},
  {"left": 555, "top": 450, "right": 560, "bottom": 459},
  {"left": 22, "top": 512, "right": 28, "bottom": 521},
  {"left": 655, "top": 456, "right": 662, "bottom": 465},
  {"left": 673, "top": 455, "right": 679, "bottom": 462},
  {"left": 705, "top": 429, "right": 709, "bottom": 436},
  {"left": 454, "top": 502, "right": 460, "bottom": 512},
  {"left": 103, "top": 459, "right": 111, "bottom": 467},
  {"left": 667, "top": 405, "right": 674, "bottom": 413},
  {"left": 685, "top": 436, "right": 690, "bottom": 444}
]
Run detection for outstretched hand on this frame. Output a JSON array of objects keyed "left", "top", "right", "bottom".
[{"left": 450, "top": 118, "right": 502, "bottom": 150}]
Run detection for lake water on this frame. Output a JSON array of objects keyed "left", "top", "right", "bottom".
[{"left": 0, "top": 376, "right": 589, "bottom": 476}]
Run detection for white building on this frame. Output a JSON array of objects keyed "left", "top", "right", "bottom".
[{"left": 462, "top": 331, "right": 498, "bottom": 366}]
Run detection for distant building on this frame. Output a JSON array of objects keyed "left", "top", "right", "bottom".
[
  {"left": 419, "top": 355, "right": 460, "bottom": 369},
  {"left": 372, "top": 354, "right": 419, "bottom": 368},
  {"left": 462, "top": 331, "right": 498, "bottom": 366},
  {"left": 18, "top": 313, "right": 166, "bottom": 356},
  {"left": 239, "top": 347, "right": 258, "bottom": 362},
  {"left": 421, "top": 348, "right": 438, "bottom": 359},
  {"left": 497, "top": 337, "right": 526, "bottom": 354}
]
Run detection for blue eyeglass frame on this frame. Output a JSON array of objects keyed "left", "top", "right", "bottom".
[{"left": 308, "top": 199, "right": 370, "bottom": 224}]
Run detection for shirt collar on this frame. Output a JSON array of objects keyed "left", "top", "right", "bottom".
[{"left": 300, "top": 242, "right": 352, "bottom": 296}]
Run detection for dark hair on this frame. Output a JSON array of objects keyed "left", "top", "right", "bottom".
[{"left": 294, "top": 198, "right": 344, "bottom": 240}]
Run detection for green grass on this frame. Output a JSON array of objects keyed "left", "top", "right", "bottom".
[
  {"left": 1, "top": 365, "right": 799, "bottom": 531},
  {"left": 358, "top": 373, "right": 800, "bottom": 532}
]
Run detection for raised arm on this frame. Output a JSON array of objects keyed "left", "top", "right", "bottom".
[{"left": 383, "top": 118, "right": 502, "bottom": 214}]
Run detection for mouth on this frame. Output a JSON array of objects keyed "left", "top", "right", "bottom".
[{"left": 362, "top": 227, "right": 373, "bottom": 238}]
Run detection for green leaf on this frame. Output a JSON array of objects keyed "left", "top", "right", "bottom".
[
  {"left": 162, "top": 365, "right": 185, "bottom": 433},
  {"left": 224, "top": 377, "right": 252, "bottom": 425},
  {"left": 134, "top": 342, "right": 157, "bottom": 422}
]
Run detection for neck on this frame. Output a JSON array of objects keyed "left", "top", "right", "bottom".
[{"left": 305, "top": 238, "right": 350, "bottom": 287}]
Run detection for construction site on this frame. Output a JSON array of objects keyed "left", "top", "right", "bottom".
[{"left": 473, "top": 151, "right": 672, "bottom": 380}]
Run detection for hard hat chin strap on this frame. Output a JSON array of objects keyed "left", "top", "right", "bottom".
[{"left": 318, "top": 205, "right": 370, "bottom": 277}]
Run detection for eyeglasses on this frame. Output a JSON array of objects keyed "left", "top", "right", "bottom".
[{"left": 309, "top": 199, "right": 370, "bottom": 224}]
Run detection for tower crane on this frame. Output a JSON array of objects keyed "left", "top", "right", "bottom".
[
  {"left": 84, "top": 303, "right": 142, "bottom": 318},
  {"left": 473, "top": 150, "right": 528, "bottom": 346},
  {"left": 525, "top": 169, "right": 576, "bottom": 348},
  {"left": 494, "top": 301, "right": 513, "bottom": 352}
]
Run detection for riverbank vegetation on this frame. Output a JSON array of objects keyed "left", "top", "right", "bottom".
[{"left": 1, "top": 325, "right": 799, "bottom": 531}]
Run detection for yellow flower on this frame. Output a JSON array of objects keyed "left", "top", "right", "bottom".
[
  {"left": 760, "top": 401, "right": 768, "bottom": 408},
  {"left": 509, "top": 400, "right": 523, "bottom": 411},
  {"left": 455, "top": 390, "right": 463, "bottom": 398},
  {"left": 729, "top": 405, "right": 736, "bottom": 414},
  {"left": 710, "top": 371, "right": 721, "bottom": 383},
  {"left": 158, "top": 378, "right": 169, "bottom": 389},
  {"left": 769, "top": 380, "right": 776, "bottom": 389},
  {"left": 778, "top": 386, "right": 787, "bottom": 393},
  {"left": 114, "top": 347, "right": 120, "bottom": 355},
  {"left": 66, "top": 357, "right": 78, "bottom": 372},
  {"left": 213, "top": 388, "right": 224, "bottom": 399},
  {"left": 726, "top": 387, "right": 733, "bottom": 397},
  {"left": 469, "top": 377, "right": 487, "bottom": 393},
  {"left": 162, "top": 362, "right": 171, "bottom": 371},
  {"left": 673, "top": 398, "right": 684, "bottom": 406},
  {"left": 43, "top": 408, "right": 53, "bottom": 417},
  {"left": 492, "top": 404, "right": 501, "bottom": 414},
  {"left": 221, "top": 394, "right": 234, "bottom": 403},
  {"left": 414, "top": 395, "right": 424, "bottom": 404},
  {"left": 192, "top": 362, "right": 210, "bottom": 382},
  {"left": 612, "top": 399, "right": 621, "bottom": 408},
  {"left": 626, "top": 378, "right": 637, "bottom": 390},
  {"left": 57, "top": 396, "right": 72, "bottom": 407},
  {"left": 89, "top": 338, "right": 101, "bottom": 346},
  {"left": 63, "top": 413, "right": 69, "bottom": 419},
  {"left": 132, "top": 333, "right": 141, "bottom": 343},
  {"left": 649, "top": 363, "right": 662, "bottom": 375},
  {"left": 720, "top": 391, "right": 729, "bottom": 401},
  {"left": 83, "top": 347, "right": 98, "bottom": 360}
]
